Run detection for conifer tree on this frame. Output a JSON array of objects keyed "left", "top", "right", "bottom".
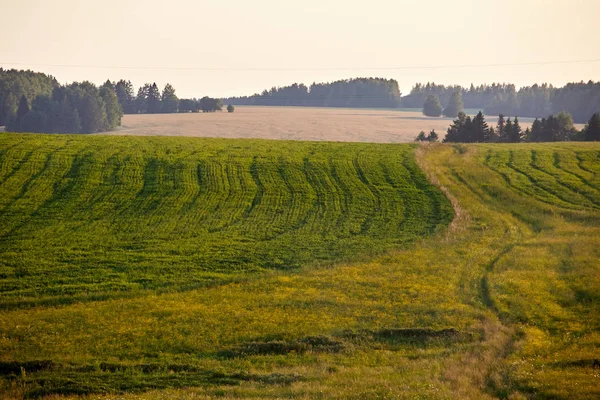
[
  {"left": 422, "top": 95, "right": 443, "bottom": 117},
  {"left": 508, "top": 116, "right": 523, "bottom": 142},
  {"left": 443, "top": 92, "right": 464, "bottom": 118},
  {"left": 146, "top": 83, "right": 161, "bottom": 114},
  {"left": 584, "top": 113, "right": 600, "bottom": 141},
  {"left": 470, "top": 111, "right": 490, "bottom": 142},
  {"left": 161, "top": 84, "right": 179, "bottom": 113}
]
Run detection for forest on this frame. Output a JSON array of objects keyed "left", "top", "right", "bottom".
[
  {"left": 224, "top": 78, "right": 402, "bottom": 108},
  {"left": 226, "top": 79, "right": 600, "bottom": 123},
  {"left": 404, "top": 81, "right": 600, "bottom": 123},
  {"left": 0, "top": 69, "right": 223, "bottom": 134}
]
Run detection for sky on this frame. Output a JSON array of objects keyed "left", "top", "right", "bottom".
[{"left": 1, "top": 0, "right": 599, "bottom": 98}]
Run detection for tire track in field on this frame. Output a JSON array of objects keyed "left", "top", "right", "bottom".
[
  {"left": 494, "top": 150, "right": 579, "bottom": 210},
  {"left": 0, "top": 150, "right": 34, "bottom": 187},
  {"left": 575, "top": 151, "right": 600, "bottom": 180},
  {"left": 0, "top": 140, "right": 76, "bottom": 238},
  {"left": 352, "top": 154, "right": 379, "bottom": 234},
  {"left": 400, "top": 153, "right": 443, "bottom": 234},
  {"left": 550, "top": 151, "right": 600, "bottom": 206},
  {"left": 528, "top": 150, "right": 598, "bottom": 209},
  {"left": 242, "top": 156, "right": 264, "bottom": 219}
]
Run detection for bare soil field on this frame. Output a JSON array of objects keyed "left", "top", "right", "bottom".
[{"left": 111, "top": 106, "right": 564, "bottom": 143}]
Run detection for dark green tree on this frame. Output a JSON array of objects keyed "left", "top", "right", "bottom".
[
  {"left": 100, "top": 83, "right": 123, "bottom": 130},
  {"left": 444, "top": 112, "right": 470, "bottom": 142},
  {"left": 200, "top": 97, "right": 223, "bottom": 112},
  {"left": 115, "top": 80, "right": 135, "bottom": 114},
  {"left": 135, "top": 84, "right": 150, "bottom": 113},
  {"left": 470, "top": 112, "right": 490, "bottom": 142},
  {"left": 584, "top": 113, "right": 600, "bottom": 141},
  {"left": 14, "top": 95, "right": 30, "bottom": 131},
  {"left": 507, "top": 116, "right": 523, "bottom": 142},
  {"left": 161, "top": 84, "right": 179, "bottom": 113},
  {"left": 415, "top": 131, "right": 427, "bottom": 141},
  {"left": 428, "top": 129, "right": 439, "bottom": 142},
  {"left": 443, "top": 92, "right": 464, "bottom": 118},
  {"left": 227, "top": 104, "right": 235, "bottom": 113},
  {"left": 146, "top": 83, "right": 161, "bottom": 114},
  {"left": 423, "top": 94, "right": 443, "bottom": 117}
]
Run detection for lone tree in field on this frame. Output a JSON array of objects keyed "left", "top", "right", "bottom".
[
  {"left": 422, "top": 94, "right": 443, "bottom": 117},
  {"left": 443, "top": 92, "right": 464, "bottom": 118},
  {"left": 584, "top": 113, "right": 600, "bottom": 141},
  {"left": 227, "top": 104, "right": 235, "bottom": 113}
]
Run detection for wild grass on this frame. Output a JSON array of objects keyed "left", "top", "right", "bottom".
[{"left": 0, "top": 134, "right": 598, "bottom": 399}]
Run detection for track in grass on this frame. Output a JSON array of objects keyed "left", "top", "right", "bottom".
[{"left": 0, "top": 134, "right": 453, "bottom": 307}]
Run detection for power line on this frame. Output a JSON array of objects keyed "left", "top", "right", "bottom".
[{"left": 1, "top": 59, "right": 600, "bottom": 72}]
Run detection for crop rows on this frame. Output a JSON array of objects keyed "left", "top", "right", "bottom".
[
  {"left": 483, "top": 144, "right": 600, "bottom": 211},
  {"left": 0, "top": 134, "right": 453, "bottom": 306}
]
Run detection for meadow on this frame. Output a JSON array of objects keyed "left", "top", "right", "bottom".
[
  {"left": 0, "top": 134, "right": 599, "bottom": 399},
  {"left": 112, "top": 107, "right": 580, "bottom": 143}
]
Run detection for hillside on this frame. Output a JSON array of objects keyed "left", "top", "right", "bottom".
[
  {"left": 0, "top": 135, "right": 599, "bottom": 399},
  {"left": 0, "top": 135, "right": 452, "bottom": 308}
]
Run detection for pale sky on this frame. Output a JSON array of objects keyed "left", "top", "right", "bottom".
[{"left": 1, "top": 0, "right": 599, "bottom": 98}]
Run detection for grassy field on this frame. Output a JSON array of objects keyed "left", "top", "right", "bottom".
[
  {"left": 0, "top": 134, "right": 599, "bottom": 399},
  {"left": 113, "top": 107, "right": 581, "bottom": 143}
]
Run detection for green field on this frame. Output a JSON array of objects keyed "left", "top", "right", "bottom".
[{"left": 0, "top": 134, "right": 599, "bottom": 399}]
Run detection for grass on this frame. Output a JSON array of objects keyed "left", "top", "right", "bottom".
[
  {"left": 0, "top": 135, "right": 452, "bottom": 309},
  {"left": 0, "top": 134, "right": 599, "bottom": 399}
]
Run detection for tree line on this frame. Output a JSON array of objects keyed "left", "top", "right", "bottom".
[
  {"left": 6, "top": 81, "right": 122, "bottom": 134},
  {"left": 226, "top": 78, "right": 600, "bottom": 123},
  {"left": 113, "top": 80, "right": 224, "bottom": 114},
  {"left": 0, "top": 69, "right": 229, "bottom": 133},
  {"left": 224, "top": 78, "right": 402, "bottom": 108},
  {"left": 416, "top": 111, "right": 600, "bottom": 143},
  {"left": 408, "top": 81, "right": 600, "bottom": 123}
]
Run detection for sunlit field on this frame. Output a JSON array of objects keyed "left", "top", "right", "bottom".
[
  {"left": 0, "top": 134, "right": 599, "bottom": 399},
  {"left": 111, "top": 107, "right": 581, "bottom": 143}
]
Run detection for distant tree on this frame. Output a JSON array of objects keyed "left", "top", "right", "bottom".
[
  {"left": 415, "top": 131, "right": 428, "bottom": 142},
  {"left": 503, "top": 118, "right": 514, "bottom": 143},
  {"left": 78, "top": 88, "right": 108, "bottom": 133},
  {"left": 470, "top": 111, "right": 490, "bottom": 142},
  {"left": 135, "top": 85, "right": 149, "bottom": 113},
  {"left": 161, "top": 84, "right": 179, "bottom": 113},
  {"left": 100, "top": 83, "right": 123, "bottom": 130},
  {"left": 14, "top": 95, "right": 30, "bottom": 131},
  {"left": 179, "top": 98, "right": 200, "bottom": 113},
  {"left": 444, "top": 112, "right": 470, "bottom": 142},
  {"left": 530, "top": 118, "right": 543, "bottom": 142},
  {"left": 443, "top": 92, "right": 464, "bottom": 118},
  {"left": 428, "top": 129, "right": 439, "bottom": 142},
  {"left": 115, "top": 80, "right": 135, "bottom": 114},
  {"left": 423, "top": 94, "right": 443, "bottom": 117},
  {"left": 523, "top": 127, "right": 532, "bottom": 142},
  {"left": 146, "top": 83, "right": 161, "bottom": 114},
  {"left": 200, "top": 97, "right": 223, "bottom": 112},
  {"left": 496, "top": 114, "right": 505, "bottom": 142},
  {"left": 21, "top": 110, "right": 47, "bottom": 132},
  {"left": 227, "top": 104, "right": 235, "bottom": 113},
  {"left": 508, "top": 116, "right": 523, "bottom": 143},
  {"left": 553, "top": 111, "right": 576, "bottom": 141},
  {"left": 584, "top": 113, "right": 600, "bottom": 141},
  {"left": 53, "top": 98, "right": 81, "bottom": 133}
]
